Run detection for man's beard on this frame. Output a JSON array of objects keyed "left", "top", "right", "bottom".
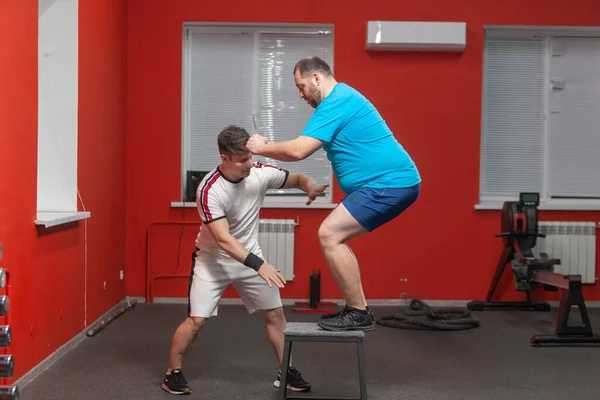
[{"left": 308, "top": 85, "right": 321, "bottom": 108}]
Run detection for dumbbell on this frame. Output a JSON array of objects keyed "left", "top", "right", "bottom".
[
  {"left": 0, "top": 297, "right": 8, "bottom": 317},
  {"left": 0, "top": 355, "right": 13, "bottom": 378},
  {"left": 0, "top": 326, "right": 11, "bottom": 347},
  {"left": 0, "top": 385, "right": 19, "bottom": 399},
  {"left": 0, "top": 255, "right": 10, "bottom": 346}
]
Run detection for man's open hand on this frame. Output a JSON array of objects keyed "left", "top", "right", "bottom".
[
  {"left": 246, "top": 134, "right": 268, "bottom": 154},
  {"left": 257, "top": 263, "right": 286, "bottom": 288},
  {"left": 306, "top": 183, "right": 329, "bottom": 206}
]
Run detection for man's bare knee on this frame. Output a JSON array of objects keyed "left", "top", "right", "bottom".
[
  {"left": 186, "top": 316, "right": 206, "bottom": 334},
  {"left": 318, "top": 205, "right": 367, "bottom": 249},
  {"left": 262, "top": 307, "right": 286, "bottom": 324},
  {"left": 318, "top": 222, "right": 339, "bottom": 249}
]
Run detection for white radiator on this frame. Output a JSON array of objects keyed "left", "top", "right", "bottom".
[
  {"left": 258, "top": 219, "right": 296, "bottom": 281},
  {"left": 534, "top": 222, "right": 597, "bottom": 284}
]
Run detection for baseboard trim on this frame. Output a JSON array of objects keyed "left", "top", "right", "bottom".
[
  {"left": 16, "top": 297, "right": 135, "bottom": 389},
  {"left": 128, "top": 296, "right": 146, "bottom": 303},
  {"left": 148, "top": 297, "right": 600, "bottom": 308}
]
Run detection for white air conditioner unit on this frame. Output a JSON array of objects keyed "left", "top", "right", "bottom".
[{"left": 366, "top": 21, "right": 466, "bottom": 52}]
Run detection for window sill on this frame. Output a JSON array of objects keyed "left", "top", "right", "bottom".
[
  {"left": 170, "top": 201, "right": 339, "bottom": 210},
  {"left": 34, "top": 211, "right": 91, "bottom": 228},
  {"left": 475, "top": 200, "right": 600, "bottom": 211}
]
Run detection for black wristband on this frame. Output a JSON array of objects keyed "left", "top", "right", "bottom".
[{"left": 243, "top": 252, "right": 265, "bottom": 271}]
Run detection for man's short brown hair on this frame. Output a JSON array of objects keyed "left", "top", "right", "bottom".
[
  {"left": 218, "top": 125, "right": 250, "bottom": 155},
  {"left": 293, "top": 56, "right": 333, "bottom": 78}
]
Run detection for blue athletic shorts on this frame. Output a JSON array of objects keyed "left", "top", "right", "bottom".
[{"left": 341, "top": 184, "right": 420, "bottom": 232}]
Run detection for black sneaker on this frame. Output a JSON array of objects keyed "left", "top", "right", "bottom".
[
  {"left": 273, "top": 366, "right": 312, "bottom": 392},
  {"left": 162, "top": 369, "right": 192, "bottom": 395},
  {"left": 318, "top": 307, "right": 376, "bottom": 332},
  {"left": 321, "top": 308, "right": 345, "bottom": 319}
]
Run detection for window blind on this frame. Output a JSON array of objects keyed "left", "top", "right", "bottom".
[
  {"left": 184, "top": 27, "right": 334, "bottom": 198},
  {"left": 479, "top": 37, "right": 546, "bottom": 199},
  {"left": 547, "top": 37, "right": 600, "bottom": 198},
  {"left": 257, "top": 33, "right": 333, "bottom": 195},
  {"left": 188, "top": 31, "right": 255, "bottom": 171}
]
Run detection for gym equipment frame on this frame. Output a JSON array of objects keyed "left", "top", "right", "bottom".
[
  {"left": 468, "top": 192, "right": 600, "bottom": 347},
  {"left": 0, "top": 246, "right": 18, "bottom": 399}
]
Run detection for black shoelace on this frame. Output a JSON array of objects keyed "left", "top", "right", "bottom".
[
  {"left": 328, "top": 306, "right": 350, "bottom": 319},
  {"left": 338, "top": 308, "right": 370, "bottom": 323},
  {"left": 171, "top": 371, "right": 187, "bottom": 385}
]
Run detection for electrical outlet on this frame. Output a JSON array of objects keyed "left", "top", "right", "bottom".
[{"left": 120, "top": 270, "right": 124, "bottom": 280}]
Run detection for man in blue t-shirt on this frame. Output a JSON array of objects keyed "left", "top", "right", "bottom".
[{"left": 246, "top": 56, "right": 421, "bottom": 332}]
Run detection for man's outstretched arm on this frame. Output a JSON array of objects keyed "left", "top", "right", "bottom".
[
  {"left": 282, "top": 172, "right": 329, "bottom": 205},
  {"left": 247, "top": 134, "right": 322, "bottom": 161}
]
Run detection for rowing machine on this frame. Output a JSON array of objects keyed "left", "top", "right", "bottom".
[
  {"left": 468, "top": 192, "right": 554, "bottom": 311},
  {"left": 468, "top": 192, "right": 600, "bottom": 346}
]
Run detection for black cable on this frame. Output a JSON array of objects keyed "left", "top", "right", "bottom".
[{"left": 376, "top": 298, "right": 481, "bottom": 331}]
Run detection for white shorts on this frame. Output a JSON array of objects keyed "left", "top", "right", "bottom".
[{"left": 188, "top": 249, "right": 282, "bottom": 318}]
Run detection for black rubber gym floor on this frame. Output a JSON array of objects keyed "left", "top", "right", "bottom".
[{"left": 19, "top": 302, "right": 600, "bottom": 400}]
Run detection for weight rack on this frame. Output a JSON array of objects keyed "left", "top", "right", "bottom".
[{"left": 0, "top": 244, "right": 19, "bottom": 399}]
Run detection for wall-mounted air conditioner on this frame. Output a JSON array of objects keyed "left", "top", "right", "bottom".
[{"left": 366, "top": 21, "right": 466, "bottom": 52}]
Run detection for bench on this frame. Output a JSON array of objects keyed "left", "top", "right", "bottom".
[{"left": 278, "top": 322, "right": 367, "bottom": 400}]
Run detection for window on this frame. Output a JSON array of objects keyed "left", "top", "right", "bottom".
[
  {"left": 36, "top": 0, "right": 89, "bottom": 227},
  {"left": 478, "top": 26, "right": 600, "bottom": 210},
  {"left": 181, "top": 24, "right": 334, "bottom": 206}
]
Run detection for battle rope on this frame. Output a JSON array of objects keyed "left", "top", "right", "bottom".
[{"left": 376, "top": 298, "right": 480, "bottom": 331}]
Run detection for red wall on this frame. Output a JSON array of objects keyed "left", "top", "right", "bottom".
[
  {"left": 126, "top": 0, "right": 600, "bottom": 304},
  {"left": 0, "top": 0, "right": 127, "bottom": 382}
]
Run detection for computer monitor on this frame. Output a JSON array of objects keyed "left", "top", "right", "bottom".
[{"left": 519, "top": 192, "right": 540, "bottom": 206}]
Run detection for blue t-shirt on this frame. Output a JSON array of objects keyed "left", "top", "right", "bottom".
[{"left": 301, "top": 83, "right": 421, "bottom": 195}]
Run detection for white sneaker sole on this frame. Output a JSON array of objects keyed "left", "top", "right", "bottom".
[
  {"left": 273, "top": 380, "right": 311, "bottom": 392},
  {"left": 161, "top": 382, "right": 192, "bottom": 395}
]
